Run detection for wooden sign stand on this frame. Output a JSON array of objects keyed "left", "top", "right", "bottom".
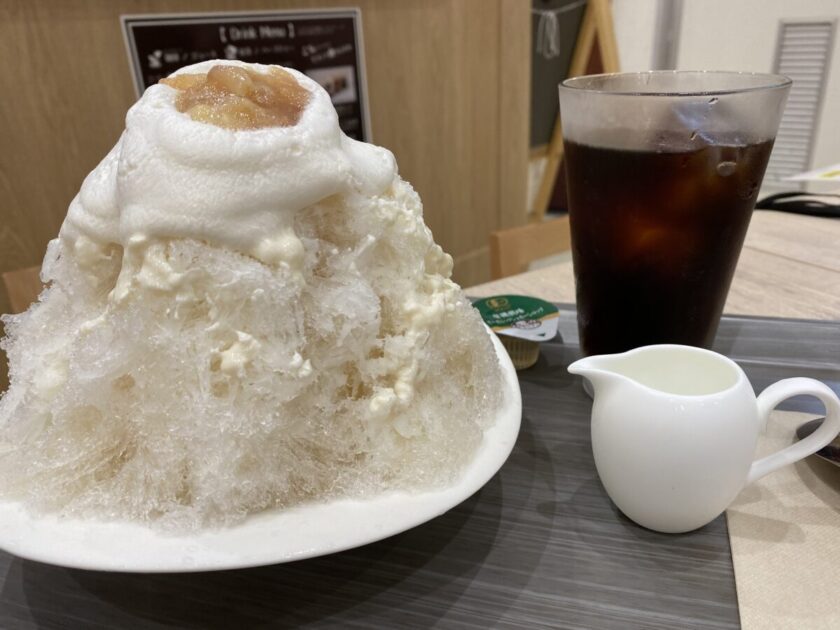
[{"left": 531, "top": 0, "right": 620, "bottom": 221}]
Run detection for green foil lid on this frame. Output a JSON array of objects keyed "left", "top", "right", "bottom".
[{"left": 472, "top": 295, "right": 559, "bottom": 342}]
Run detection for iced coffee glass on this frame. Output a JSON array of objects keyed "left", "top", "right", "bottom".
[{"left": 558, "top": 71, "right": 791, "bottom": 356}]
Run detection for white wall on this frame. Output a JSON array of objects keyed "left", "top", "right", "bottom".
[{"left": 612, "top": 0, "right": 658, "bottom": 71}]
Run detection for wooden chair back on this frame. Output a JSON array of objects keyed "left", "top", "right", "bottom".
[
  {"left": 2, "top": 266, "right": 43, "bottom": 314},
  {"left": 489, "top": 215, "right": 572, "bottom": 280}
]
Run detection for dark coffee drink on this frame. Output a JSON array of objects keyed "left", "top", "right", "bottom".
[{"left": 564, "top": 134, "right": 774, "bottom": 356}]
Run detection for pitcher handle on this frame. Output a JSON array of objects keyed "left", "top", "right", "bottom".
[{"left": 747, "top": 378, "right": 840, "bottom": 484}]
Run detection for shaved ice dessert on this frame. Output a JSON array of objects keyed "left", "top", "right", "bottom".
[{"left": 0, "top": 61, "right": 503, "bottom": 530}]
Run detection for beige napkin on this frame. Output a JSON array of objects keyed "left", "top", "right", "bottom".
[{"left": 727, "top": 410, "right": 840, "bottom": 630}]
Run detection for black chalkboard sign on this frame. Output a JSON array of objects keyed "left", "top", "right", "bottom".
[
  {"left": 121, "top": 10, "right": 370, "bottom": 141},
  {"left": 531, "top": 0, "right": 587, "bottom": 149}
]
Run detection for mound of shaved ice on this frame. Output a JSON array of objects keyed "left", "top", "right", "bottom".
[{"left": 0, "top": 180, "right": 502, "bottom": 530}]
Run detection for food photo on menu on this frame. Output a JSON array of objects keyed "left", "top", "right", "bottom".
[{"left": 0, "top": 2, "right": 839, "bottom": 629}]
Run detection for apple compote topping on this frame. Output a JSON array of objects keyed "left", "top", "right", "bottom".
[{"left": 160, "top": 65, "right": 310, "bottom": 130}]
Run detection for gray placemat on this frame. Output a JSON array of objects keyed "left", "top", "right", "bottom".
[{"left": 0, "top": 306, "right": 837, "bottom": 629}]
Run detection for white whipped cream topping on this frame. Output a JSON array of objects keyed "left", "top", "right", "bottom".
[{"left": 60, "top": 60, "right": 397, "bottom": 267}]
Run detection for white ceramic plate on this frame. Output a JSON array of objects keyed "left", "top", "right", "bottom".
[{"left": 0, "top": 332, "right": 522, "bottom": 572}]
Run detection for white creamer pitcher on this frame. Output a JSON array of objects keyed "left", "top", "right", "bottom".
[{"left": 568, "top": 345, "right": 840, "bottom": 533}]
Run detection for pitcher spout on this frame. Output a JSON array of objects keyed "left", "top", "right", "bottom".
[
  {"left": 568, "top": 355, "right": 609, "bottom": 376},
  {"left": 568, "top": 355, "right": 621, "bottom": 394}
]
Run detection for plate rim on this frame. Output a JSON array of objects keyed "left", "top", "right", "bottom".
[{"left": 0, "top": 330, "right": 522, "bottom": 572}]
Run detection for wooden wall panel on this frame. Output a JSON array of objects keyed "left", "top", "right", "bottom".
[
  {"left": 498, "top": 0, "right": 531, "bottom": 231},
  {"left": 0, "top": 0, "right": 530, "bottom": 385}
]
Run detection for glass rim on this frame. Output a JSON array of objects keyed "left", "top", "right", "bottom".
[{"left": 559, "top": 70, "right": 792, "bottom": 97}]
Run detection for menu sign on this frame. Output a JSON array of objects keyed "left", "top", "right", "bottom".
[{"left": 121, "top": 10, "right": 370, "bottom": 141}]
